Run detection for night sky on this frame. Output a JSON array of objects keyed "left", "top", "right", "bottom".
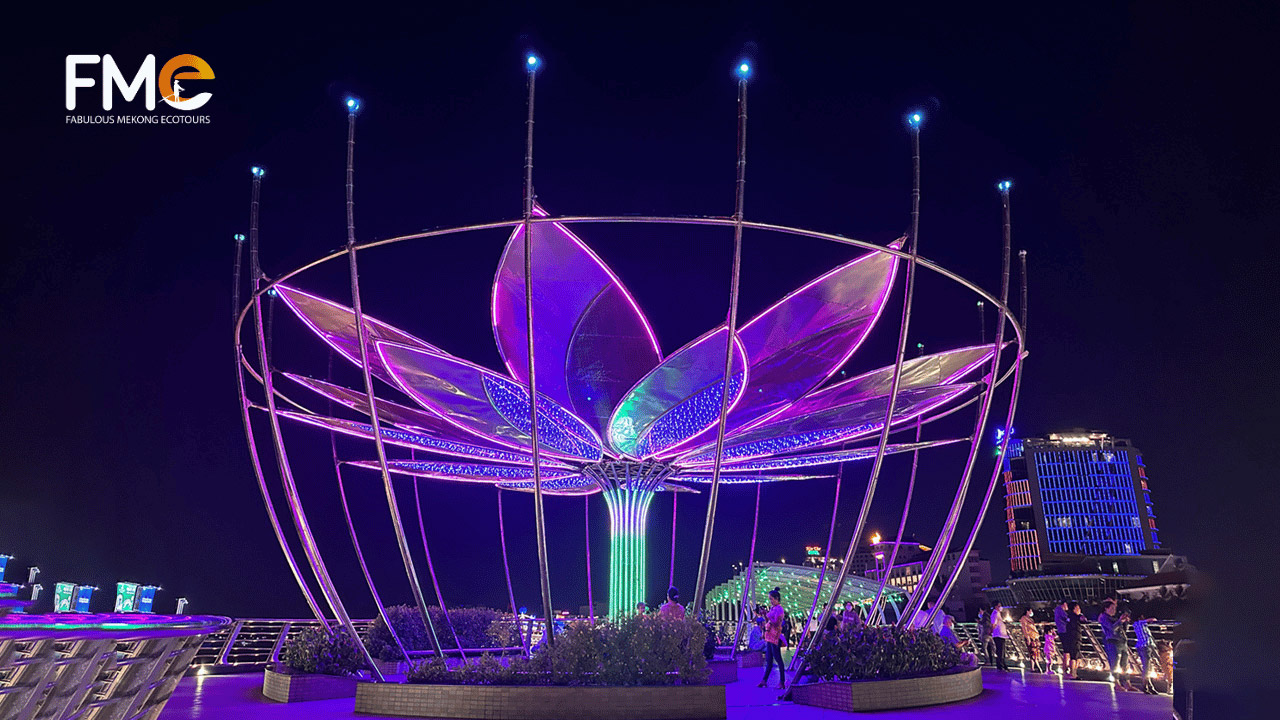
[{"left": 3, "top": 1, "right": 1276, "bottom": 699}]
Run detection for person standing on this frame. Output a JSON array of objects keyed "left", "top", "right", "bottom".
[
  {"left": 1043, "top": 628, "right": 1059, "bottom": 675},
  {"left": 976, "top": 607, "right": 995, "bottom": 665},
  {"left": 1134, "top": 611, "right": 1158, "bottom": 694},
  {"left": 840, "top": 600, "right": 863, "bottom": 631},
  {"left": 1063, "top": 602, "right": 1083, "bottom": 679},
  {"left": 758, "top": 588, "right": 787, "bottom": 689},
  {"left": 990, "top": 603, "right": 1010, "bottom": 671},
  {"left": 635, "top": 601, "right": 647, "bottom": 615},
  {"left": 658, "top": 586, "right": 685, "bottom": 620},
  {"left": 1054, "top": 600, "right": 1073, "bottom": 678},
  {"left": 1113, "top": 608, "right": 1138, "bottom": 691},
  {"left": 1020, "top": 608, "right": 1042, "bottom": 672},
  {"left": 1098, "top": 600, "right": 1131, "bottom": 690}
]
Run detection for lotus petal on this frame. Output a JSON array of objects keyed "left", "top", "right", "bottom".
[
  {"left": 607, "top": 326, "right": 749, "bottom": 459},
  {"left": 275, "top": 410, "right": 568, "bottom": 467},
  {"left": 769, "top": 344, "right": 1000, "bottom": 424},
  {"left": 377, "top": 341, "right": 604, "bottom": 462},
  {"left": 348, "top": 460, "right": 578, "bottom": 482},
  {"left": 496, "top": 476, "right": 601, "bottom": 496},
  {"left": 492, "top": 206, "right": 662, "bottom": 437},
  {"left": 717, "top": 437, "right": 968, "bottom": 472},
  {"left": 283, "top": 373, "right": 510, "bottom": 448},
  {"left": 276, "top": 284, "right": 442, "bottom": 385},
  {"left": 678, "top": 384, "right": 973, "bottom": 465}
]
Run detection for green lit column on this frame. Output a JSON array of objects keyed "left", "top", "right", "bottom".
[{"left": 602, "top": 487, "right": 655, "bottom": 618}]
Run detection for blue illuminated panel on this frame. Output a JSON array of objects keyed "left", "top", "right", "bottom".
[{"left": 1033, "top": 448, "right": 1146, "bottom": 556}]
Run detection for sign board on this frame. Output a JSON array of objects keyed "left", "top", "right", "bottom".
[
  {"left": 74, "top": 585, "right": 94, "bottom": 612},
  {"left": 115, "top": 582, "right": 140, "bottom": 612},
  {"left": 54, "top": 582, "right": 76, "bottom": 612},
  {"left": 805, "top": 545, "right": 822, "bottom": 557}
]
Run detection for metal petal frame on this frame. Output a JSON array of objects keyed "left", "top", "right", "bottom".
[{"left": 233, "top": 212, "right": 1024, "bottom": 675}]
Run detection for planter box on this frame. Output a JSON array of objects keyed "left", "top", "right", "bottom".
[
  {"left": 262, "top": 668, "right": 358, "bottom": 703},
  {"left": 737, "top": 651, "right": 763, "bottom": 668},
  {"left": 706, "top": 659, "right": 738, "bottom": 685},
  {"left": 791, "top": 667, "right": 982, "bottom": 712},
  {"left": 355, "top": 682, "right": 726, "bottom": 719}
]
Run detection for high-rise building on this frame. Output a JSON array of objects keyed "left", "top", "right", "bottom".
[{"left": 1003, "top": 431, "right": 1159, "bottom": 574}]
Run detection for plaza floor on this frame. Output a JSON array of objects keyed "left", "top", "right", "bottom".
[{"left": 159, "top": 668, "right": 1173, "bottom": 719}]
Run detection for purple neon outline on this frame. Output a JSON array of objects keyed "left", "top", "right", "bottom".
[
  {"left": 675, "top": 383, "right": 974, "bottom": 466},
  {"left": 711, "top": 437, "right": 968, "bottom": 472},
  {"left": 716, "top": 239, "right": 906, "bottom": 443},
  {"left": 652, "top": 242, "right": 903, "bottom": 458},
  {"left": 490, "top": 204, "right": 663, "bottom": 386},
  {"left": 633, "top": 328, "right": 751, "bottom": 458},
  {"left": 283, "top": 372, "right": 513, "bottom": 450},
  {"left": 276, "top": 409, "right": 573, "bottom": 468},
  {"left": 675, "top": 473, "right": 832, "bottom": 484},
  {"left": 761, "top": 342, "right": 1002, "bottom": 426},
  {"left": 276, "top": 284, "right": 445, "bottom": 376},
  {"left": 605, "top": 324, "right": 751, "bottom": 460},
  {"left": 375, "top": 340, "right": 603, "bottom": 462}
]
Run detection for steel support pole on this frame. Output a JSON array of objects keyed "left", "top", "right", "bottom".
[
  {"left": 901, "top": 183, "right": 1015, "bottom": 626},
  {"left": 668, "top": 493, "right": 678, "bottom": 589},
  {"left": 246, "top": 170, "right": 380, "bottom": 677},
  {"left": 867, "top": 416, "right": 923, "bottom": 623},
  {"left": 343, "top": 110, "right": 445, "bottom": 660},
  {"left": 791, "top": 120, "right": 924, "bottom": 677},
  {"left": 927, "top": 190, "right": 1024, "bottom": 626},
  {"left": 232, "top": 229, "right": 325, "bottom": 627},
  {"left": 692, "top": 74, "right": 749, "bottom": 616},
  {"left": 496, "top": 491, "right": 524, "bottom": 651},
  {"left": 414, "top": 479, "right": 466, "bottom": 659},
  {"left": 585, "top": 495, "right": 595, "bottom": 622},
  {"left": 729, "top": 481, "right": 762, "bottom": 658},
  {"left": 791, "top": 456, "right": 846, "bottom": 669},
  {"left": 521, "top": 61, "right": 556, "bottom": 645}
]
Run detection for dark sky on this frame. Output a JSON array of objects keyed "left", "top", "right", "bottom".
[{"left": 3, "top": 0, "right": 1277, "bottom": 697}]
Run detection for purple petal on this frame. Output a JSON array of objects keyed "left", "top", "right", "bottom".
[
  {"left": 377, "top": 341, "right": 603, "bottom": 462},
  {"left": 492, "top": 207, "right": 662, "bottom": 437},
  {"left": 676, "top": 384, "right": 972, "bottom": 465},
  {"left": 607, "top": 326, "right": 749, "bottom": 458},
  {"left": 275, "top": 284, "right": 442, "bottom": 385}
]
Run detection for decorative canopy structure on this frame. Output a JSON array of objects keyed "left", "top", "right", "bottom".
[
  {"left": 264, "top": 211, "right": 997, "bottom": 616},
  {"left": 231, "top": 55, "right": 1026, "bottom": 683}
]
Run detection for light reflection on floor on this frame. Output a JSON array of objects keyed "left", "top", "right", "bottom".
[{"left": 160, "top": 668, "right": 1173, "bottom": 719}]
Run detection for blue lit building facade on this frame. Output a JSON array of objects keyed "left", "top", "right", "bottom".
[{"left": 1002, "top": 432, "right": 1160, "bottom": 575}]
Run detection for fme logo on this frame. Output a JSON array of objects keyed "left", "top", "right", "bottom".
[{"left": 65, "top": 54, "right": 214, "bottom": 124}]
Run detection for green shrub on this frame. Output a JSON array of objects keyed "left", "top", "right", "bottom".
[
  {"left": 406, "top": 615, "right": 709, "bottom": 687},
  {"left": 280, "top": 627, "right": 367, "bottom": 676},
  {"left": 806, "top": 625, "right": 964, "bottom": 681},
  {"left": 366, "top": 605, "right": 514, "bottom": 661}
]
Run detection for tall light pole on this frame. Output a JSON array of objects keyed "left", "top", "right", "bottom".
[{"left": 692, "top": 59, "right": 752, "bottom": 616}]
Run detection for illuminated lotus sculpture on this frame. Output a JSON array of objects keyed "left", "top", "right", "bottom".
[{"left": 268, "top": 207, "right": 997, "bottom": 616}]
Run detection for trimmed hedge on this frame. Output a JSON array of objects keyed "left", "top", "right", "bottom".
[
  {"left": 366, "top": 605, "right": 514, "bottom": 661},
  {"left": 280, "top": 627, "right": 366, "bottom": 676},
  {"left": 407, "top": 615, "right": 709, "bottom": 686},
  {"left": 806, "top": 626, "right": 964, "bottom": 681}
]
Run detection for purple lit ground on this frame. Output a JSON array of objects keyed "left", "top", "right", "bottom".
[{"left": 159, "top": 669, "right": 1171, "bottom": 719}]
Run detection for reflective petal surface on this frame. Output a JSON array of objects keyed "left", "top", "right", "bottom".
[
  {"left": 718, "top": 437, "right": 967, "bottom": 472},
  {"left": 492, "top": 208, "right": 662, "bottom": 437},
  {"left": 678, "top": 384, "right": 972, "bottom": 465},
  {"left": 275, "top": 284, "right": 442, "bottom": 385},
  {"left": 607, "top": 326, "right": 749, "bottom": 459},
  {"left": 377, "top": 341, "right": 604, "bottom": 461}
]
